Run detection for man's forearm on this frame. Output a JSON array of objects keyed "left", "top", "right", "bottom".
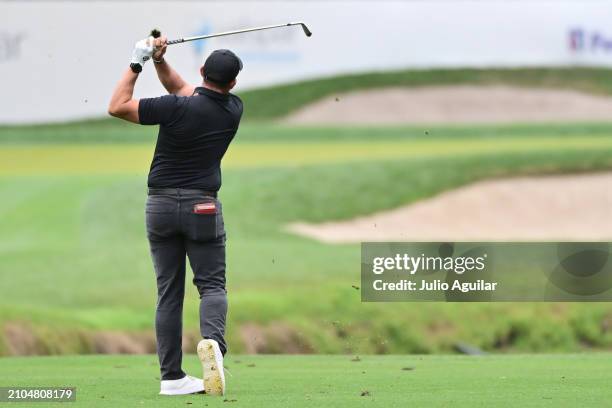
[
  {"left": 110, "top": 68, "right": 138, "bottom": 105},
  {"left": 154, "top": 59, "right": 191, "bottom": 95}
]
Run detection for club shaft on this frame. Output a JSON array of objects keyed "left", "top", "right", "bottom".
[{"left": 167, "top": 22, "right": 305, "bottom": 45}]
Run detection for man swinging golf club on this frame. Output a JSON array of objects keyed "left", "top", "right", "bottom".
[{"left": 108, "top": 34, "right": 243, "bottom": 396}]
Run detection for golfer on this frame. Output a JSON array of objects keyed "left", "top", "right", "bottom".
[{"left": 108, "top": 35, "right": 243, "bottom": 396}]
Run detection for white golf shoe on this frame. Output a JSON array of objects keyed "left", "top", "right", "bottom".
[
  {"left": 159, "top": 374, "right": 205, "bottom": 395},
  {"left": 197, "top": 339, "right": 225, "bottom": 396}
]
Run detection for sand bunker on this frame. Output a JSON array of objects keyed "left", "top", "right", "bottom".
[
  {"left": 287, "top": 173, "right": 612, "bottom": 243},
  {"left": 283, "top": 86, "right": 612, "bottom": 125}
]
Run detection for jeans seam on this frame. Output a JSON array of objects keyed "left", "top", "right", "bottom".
[
  {"left": 177, "top": 196, "right": 182, "bottom": 229},
  {"left": 214, "top": 212, "right": 218, "bottom": 240}
]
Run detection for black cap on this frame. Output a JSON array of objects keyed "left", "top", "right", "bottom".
[{"left": 203, "top": 49, "right": 243, "bottom": 84}]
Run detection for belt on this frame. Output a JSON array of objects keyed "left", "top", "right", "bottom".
[{"left": 148, "top": 188, "right": 217, "bottom": 197}]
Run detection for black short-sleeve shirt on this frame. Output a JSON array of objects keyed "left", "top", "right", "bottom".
[{"left": 139, "top": 87, "right": 243, "bottom": 190}]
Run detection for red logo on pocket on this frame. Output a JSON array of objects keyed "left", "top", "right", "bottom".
[{"left": 194, "top": 202, "right": 217, "bottom": 214}]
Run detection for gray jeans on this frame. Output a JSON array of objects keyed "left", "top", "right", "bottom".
[{"left": 145, "top": 189, "right": 227, "bottom": 381}]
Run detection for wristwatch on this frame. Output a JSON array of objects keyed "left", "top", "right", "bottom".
[{"left": 130, "top": 63, "right": 142, "bottom": 73}]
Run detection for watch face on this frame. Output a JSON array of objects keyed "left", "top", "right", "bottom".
[{"left": 130, "top": 63, "right": 142, "bottom": 73}]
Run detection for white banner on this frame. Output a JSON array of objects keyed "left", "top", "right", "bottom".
[{"left": 2, "top": 0, "right": 612, "bottom": 123}]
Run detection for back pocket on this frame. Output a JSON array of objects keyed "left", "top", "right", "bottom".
[{"left": 188, "top": 200, "right": 220, "bottom": 242}]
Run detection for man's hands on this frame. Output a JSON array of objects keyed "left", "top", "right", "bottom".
[
  {"left": 129, "top": 35, "right": 167, "bottom": 73},
  {"left": 130, "top": 36, "right": 155, "bottom": 72},
  {"left": 152, "top": 36, "right": 168, "bottom": 63}
]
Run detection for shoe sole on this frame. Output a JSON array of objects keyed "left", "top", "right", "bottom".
[
  {"left": 159, "top": 378, "right": 205, "bottom": 395},
  {"left": 159, "top": 385, "right": 204, "bottom": 396},
  {"left": 197, "top": 339, "right": 225, "bottom": 396}
]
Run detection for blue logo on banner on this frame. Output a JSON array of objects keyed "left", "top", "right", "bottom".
[
  {"left": 188, "top": 20, "right": 300, "bottom": 64},
  {"left": 569, "top": 28, "right": 585, "bottom": 52},
  {"left": 570, "top": 28, "right": 612, "bottom": 53},
  {"left": 190, "top": 23, "right": 212, "bottom": 57}
]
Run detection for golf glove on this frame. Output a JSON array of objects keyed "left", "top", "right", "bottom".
[{"left": 130, "top": 36, "right": 155, "bottom": 72}]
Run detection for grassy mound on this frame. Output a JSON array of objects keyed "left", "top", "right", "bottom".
[
  {"left": 239, "top": 67, "right": 612, "bottom": 121},
  {"left": 1, "top": 68, "right": 612, "bottom": 135}
]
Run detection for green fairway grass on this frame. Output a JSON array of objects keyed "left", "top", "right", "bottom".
[
  {"left": 1, "top": 354, "right": 610, "bottom": 407},
  {"left": 3, "top": 135, "right": 612, "bottom": 175}
]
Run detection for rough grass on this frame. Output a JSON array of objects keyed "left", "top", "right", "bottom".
[
  {"left": 4, "top": 120, "right": 612, "bottom": 145},
  {"left": 1, "top": 354, "right": 611, "bottom": 407}
]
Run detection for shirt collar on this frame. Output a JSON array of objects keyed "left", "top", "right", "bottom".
[{"left": 194, "top": 86, "right": 230, "bottom": 101}]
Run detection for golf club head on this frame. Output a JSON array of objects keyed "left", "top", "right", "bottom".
[
  {"left": 300, "top": 23, "right": 312, "bottom": 37},
  {"left": 290, "top": 22, "right": 312, "bottom": 37}
]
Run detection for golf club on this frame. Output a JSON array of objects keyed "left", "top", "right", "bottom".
[{"left": 151, "top": 22, "right": 312, "bottom": 45}]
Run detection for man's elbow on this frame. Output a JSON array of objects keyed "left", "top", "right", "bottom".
[
  {"left": 108, "top": 104, "right": 120, "bottom": 118},
  {"left": 107, "top": 101, "right": 140, "bottom": 124},
  {"left": 108, "top": 103, "right": 131, "bottom": 119}
]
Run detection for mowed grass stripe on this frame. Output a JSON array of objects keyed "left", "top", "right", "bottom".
[
  {"left": 0, "top": 354, "right": 611, "bottom": 407},
  {"left": 2, "top": 136, "right": 612, "bottom": 175}
]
